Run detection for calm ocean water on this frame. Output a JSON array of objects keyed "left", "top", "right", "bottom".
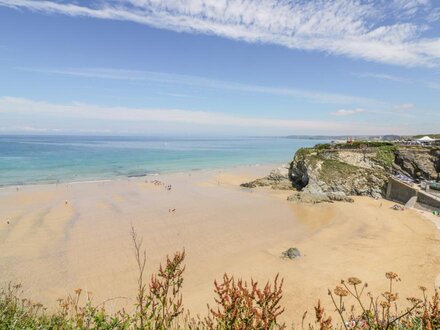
[{"left": 0, "top": 136, "right": 325, "bottom": 186}]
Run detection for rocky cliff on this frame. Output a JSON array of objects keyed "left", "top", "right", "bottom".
[
  {"left": 241, "top": 143, "right": 440, "bottom": 203},
  {"left": 287, "top": 145, "right": 391, "bottom": 201},
  {"left": 394, "top": 148, "right": 440, "bottom": 181}
]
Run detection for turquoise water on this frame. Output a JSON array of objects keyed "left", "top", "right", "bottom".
[{"left": 0, "top": 136, "right": 324, "bottom": 186}]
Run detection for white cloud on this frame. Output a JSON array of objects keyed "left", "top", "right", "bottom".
[
  {"left": 0, "top": 125, "right": 62, "bottom": 132},
  {"left": 427, "top": 8, "right": 440, "bottom": 22},
  {"left": 331, "top": 108, "right": 365, "bottom": 116},
  {"left": 0, "top": 126, "right": 113, "bottom": 133},
  {"left": 394, "top": 103, "right": 414, "bottom": 111},
  {"left": 355, "top": 71, "right": 440, "bottom": 91},
  {"left": 390, "top": 0, "right": 430, "bottom": 17},
  {"left": 353, "top": 72, "right": 410, "bottom": 83},
  {"left": 0, "top": 96, "right": 345, "bottom": 131},
  {"left": 1, "top": 97, "right": 436, "bottom": 135},
  {"left": 1, "top": 0, "right": 439, "bottom": 67},
  {"left": 20, "top": 67, "right": 378, "bottom": 105}
]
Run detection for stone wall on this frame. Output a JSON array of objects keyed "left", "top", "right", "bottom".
[
  {"left": 386, "top": 177, "right": 440, "bottom": 211},
  {"left": 417, "top": 190, "right": 440, "bottom": 211},
  {"left": 386, "top": 177, "right": 417, "bottom": 203}
]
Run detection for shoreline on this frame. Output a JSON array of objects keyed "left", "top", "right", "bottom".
[
  {"left": 1, "top": 165, "right": 439, "bottom": 325},
  {"left": 0, "top": 162, "right": 281, "bottom": 190}
]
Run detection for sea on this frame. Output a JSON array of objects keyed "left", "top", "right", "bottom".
[{"left": 0, "top": 135, "right": 326, "bottom": 187}]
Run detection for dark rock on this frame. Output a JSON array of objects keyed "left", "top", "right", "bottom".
[
  {"left": 282, "top": 247, "right": 301, "bottom": 259},
  {"left": 240, "top": 164, "right": 294, "bottom": 190}
]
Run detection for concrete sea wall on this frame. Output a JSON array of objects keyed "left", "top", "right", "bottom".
[{"left": 386, "top": 177, "right": 440, "bottom": 211}]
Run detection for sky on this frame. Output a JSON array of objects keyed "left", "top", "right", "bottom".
[{"left": 0, "top": 0, "right": 439, "bottom": 136}]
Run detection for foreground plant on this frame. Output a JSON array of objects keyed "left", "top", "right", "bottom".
[
  {"left": 56, "top": 288, "right": 131, "bottom": 329},
  {"left": 308, "top": 272, "right": 439, "bottom": 330},
  {"left": 2, "top": 228, "right": 440, "bottom": 329},
  {"left": 131, "top": 225, "right": 185, "bottom": 330},
  {"left": 204, "top": 273, "right": 285, "bottom": 330}
]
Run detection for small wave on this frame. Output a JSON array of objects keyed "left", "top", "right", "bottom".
[
  {"left": 68, "top": 179, "right": 112, "bottom": 185},
  {"left": 128, "top": 173, "right": 148, "bottom": 178}
]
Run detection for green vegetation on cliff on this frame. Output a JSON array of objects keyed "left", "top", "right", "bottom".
[
  {"left": 295, "top": 147, "right": 314, "bottom": 156},
  {"left": 298, "top": 142, "right": 397, "bottom": 171},
  {"left": 312, "top": 141, "right": 395, "bottom": 151},
  {"left": 375, "top": 145, "right": 398, "bottom": 169},
  {"left": 290, "top": 142, "right": 393, "bottom": 198},
  {"left": 320, "top": 159, "right": 358, "bottom": 184},
  {"left": 243, "top": 141, "right": 438, "bottom": 198}
]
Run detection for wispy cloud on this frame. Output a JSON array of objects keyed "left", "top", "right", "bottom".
[
  {"left": 390, "top": 0, "right": 431, "bottom": 17},
  {"left": 19, "top": 67, "right": 378, "bottom": 105},
  {"left": 0, "top": 125, "right": 63, "bottom": 133},
  {"left": 331, "top": 108, "right": 365, "bottom": 116},
  {"left": 353, "top": 72, "right": 411, "bottom": 83},
  {"left": 0, "top": 96, "right": 346, "bottom": 131},
  {"left": 1, "top": 0, "right": 440, "bottom": 67},
  {"left": 394, "top": 103, "right": 415, "bottom": 111},
  {"left": 427, "top": 7, "right": 440, "bottom": 22},
  {"left": 0, "top": 125, "right": 114, "bottom": 134},
  {"left": 0, "top": 97, "right": 435, "bottom": 135},
  {"left": 355, "top": 71, "right": 440, "bottom": 90}
]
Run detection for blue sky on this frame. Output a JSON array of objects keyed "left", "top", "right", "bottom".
[{"left": 0, "top": 0, "right": 439, "bottom": 136}]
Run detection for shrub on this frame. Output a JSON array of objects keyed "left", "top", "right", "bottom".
[
  {"left": 204, "top": 274, "right": 285, "bottom": 329},
  {"left": 131, "top": 225, "right": 185, "bottom": 330}
]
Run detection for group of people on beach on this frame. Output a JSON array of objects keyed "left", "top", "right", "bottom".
[
  {"left": 149, "top": 179, "right": 172, "bottom": 191},
  {"left": 148, "top": 179, "right": 176, "bottom": 213}
]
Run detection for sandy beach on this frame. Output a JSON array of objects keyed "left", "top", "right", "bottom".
[{"left": 1, "top": 164, "right": 439, "bottom": 325}]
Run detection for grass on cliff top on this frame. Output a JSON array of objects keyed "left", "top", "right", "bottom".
[
  {"left": 320, "top": 159, "right": 358, "bottom": 183},
  {"left": 311, "top": 141, "right": 395, "bottom": 151},
  {"left": 296, "top": 147, "right": 315, "bottom": 157},
  {"left": 297, "top": 143, "right": 396, "bottom": 178},
  {"left": 298, "top": 142, "right": 396, "bottom": 158}
]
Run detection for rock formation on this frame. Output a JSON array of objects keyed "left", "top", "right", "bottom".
[
  {"left": 241, "top": 143, "right": 440, "bottom": 203},
  {"left": 240, "top": 164, "right": 293, "bottom": 190},
  {"left": 289, "top": 147, "right": 390, "bottom": 200},
  {"left": 393, "top": 148, "right": 440, "bottom": 181}
]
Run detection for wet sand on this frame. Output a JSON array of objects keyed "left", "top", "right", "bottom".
[{"left": 1, "top": 164, "right": 439, "bottom": 325}]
